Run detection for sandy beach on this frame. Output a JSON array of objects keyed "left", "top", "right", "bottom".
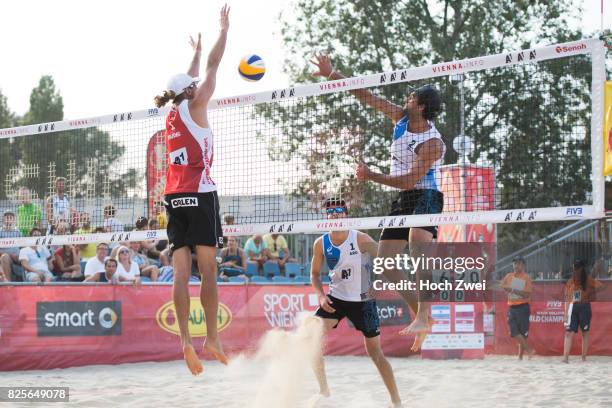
[{"left": 3, "top": 354, "right": 612, "bottom": 408}]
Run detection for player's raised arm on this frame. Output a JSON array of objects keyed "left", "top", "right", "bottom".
[
  {"left": 193, "top": 4, "right": 230, "bottom": 106},
  {"left": 310, "top": 52, "right": 404, "bottom": 123}
]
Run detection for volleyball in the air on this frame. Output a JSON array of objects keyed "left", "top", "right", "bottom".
[{"left": 238, "top": 54, "right": 265, "bottom": 81}]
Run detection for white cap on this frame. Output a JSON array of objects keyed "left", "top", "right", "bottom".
[{"left": 166, "top": 73, "right": 200, "bottom": 95}]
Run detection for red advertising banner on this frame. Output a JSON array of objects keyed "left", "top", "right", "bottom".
[
  {"left": 0, "top": 285, "right": 415, "bottom": 371},
  {"left": 1, "top": 284, "right": 611, "bottom": 371}
]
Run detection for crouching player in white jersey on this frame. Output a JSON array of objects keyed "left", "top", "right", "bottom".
[{"left": 310, "top": 198, "right": 401, "bottom": 408}]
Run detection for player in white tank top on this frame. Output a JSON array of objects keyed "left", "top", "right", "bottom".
[
  {"left": 311, "top": 54, "right": 445, "bottom": 350},
  {"left": 309, "top": 198, "right": 402, "bottom": 407}
]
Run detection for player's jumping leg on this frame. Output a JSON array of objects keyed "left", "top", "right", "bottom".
[
  {"left": 195, "top": 245, "right": 228, "bottom": 365},
  {"left": 173, "top": 246, "right": 203, "bottom": 375}
]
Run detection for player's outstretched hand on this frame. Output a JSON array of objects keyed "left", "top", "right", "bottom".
[
  {"left": 220, "top": 4, "right": 230, "bottom": 32},
  {"left": 310, "top": 52, "right": 333, "bottom": 78},
  {"left": 189, "top": 33, "right": 202, "bottom": 53}
]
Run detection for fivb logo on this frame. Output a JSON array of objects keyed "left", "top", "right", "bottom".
[{"left": 565, "top": 207, "right": 584, "bottom": 218}]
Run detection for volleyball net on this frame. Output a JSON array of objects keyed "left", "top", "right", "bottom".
[{"left": 0, "top": 39, "right": 605, "bottom": 248}]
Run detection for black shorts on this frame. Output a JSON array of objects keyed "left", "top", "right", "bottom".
[
  {"left": 566, "top": 302, "right": 592, "bottom": 333},
  {"left": 380, "top": 189, "right": 444, "bottom": 241},
  {"left": 164, "top": 192, "right": 224, "bottom": 251},
  {"left": 315, "top": 295, "right": 380, "bottom": 338},
  {"left": 507, "top": 303, "right": 530, "bottom": 338}
]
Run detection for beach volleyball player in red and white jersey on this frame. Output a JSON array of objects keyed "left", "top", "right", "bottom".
[{"left": 153, "top": 4, "right": 230, "bottom": 376}]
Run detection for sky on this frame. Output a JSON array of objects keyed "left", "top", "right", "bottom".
[{"left": 0, "top": 0, "right": 609, "bottom": 122}]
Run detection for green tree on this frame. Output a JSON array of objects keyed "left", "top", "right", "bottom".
[
  {"left": 5, "top": 76, "right": 139, "bottom": 209},
  {"left": 258, "top": 0, "right": 596, "bottom": 251}
]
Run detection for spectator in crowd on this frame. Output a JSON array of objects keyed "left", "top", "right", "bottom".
[
  {"left": 135, "top": 216, "right": 148, "bottom": 231},
  {"left": 499, "top": 256, "right": 535, "bottom": 360},
  {"left": 148, "top": 218, "right": 168, "bottom": 253},
  {"left": 19, "top": 228, "right": 54, "bottom": 283},
  {"left": 223, "top": 214, "right": 235, "bottom": 225},
  {"left": 111, "top": 244, "right": 141, "bottom": 284},
  {"left": 562, "top": 258, "right": 605, "bottom": 363},
  {"left": 219, "top": 236, "right": 247, "bottom": 281},
  {"left": 128, "top": 241, "right": 160, "bottom": 281},
  {"left": 104, "top": 258, "right": 119, "bottom": 284},
  {"left": 244, "top": 234, "right": 269, "bottom": 274},
  {"left": 46, "top": 177, "right": 72, "bottom": 233},
  {"left": 153, "top": 201, "right": 167, "bottom": 229},
  {"left": 0, "top": 210, "right": 22, "bottom": 281},
  {"left": 263, "top": 233, "right": 297, "bottom": 274},
  {"left": 135, "top": 217, "right": 163, "bottom": 262},
  {"left": 50, "top": 221, "right": 71, "bottom": 254},
  {"left": 53, "top": 243, "right": 82, "bottom": 281},
  {"left": 103, "top": 205, "right": 124, "bottom": 232},
  {"left": 75, "top": 212, "right": 97, "bottom": 260},
  {"left": 84, "top": 243, "right": 110, "bottom": 282},
  {"left": 16, "top": 187, "right": 43, "bottom": 236}
]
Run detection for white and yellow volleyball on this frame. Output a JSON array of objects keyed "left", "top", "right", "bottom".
[{"left": 238, "top": 54, "right": 265, "bottom": 82}]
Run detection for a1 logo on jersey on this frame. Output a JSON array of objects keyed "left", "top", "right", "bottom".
[{"left": 341, "top": 268, "right": 352, "bottom": 280}]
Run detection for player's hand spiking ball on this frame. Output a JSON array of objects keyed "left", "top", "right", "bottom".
[
  {"left": 310, "top": 52, "right": 333, "bottom": 78},
  {"left": 356, "top": 161, "right": 372, "bottom": 182}
]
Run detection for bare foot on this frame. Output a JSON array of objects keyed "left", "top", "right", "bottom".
[
  {"left": 183, "top": 344, "right": 203, "bottom": 375},
  {"left": 526, "top": 348, "right": 535, "bottom": 360},
  {"left": 204, "top": 337, "right": 228, "bottom": 365},
  {"left": 307, "top": 393, "right": 329, "bottom": 408},
  {"left": 408, "top": 316, "right": 434, "bottom": 351}
]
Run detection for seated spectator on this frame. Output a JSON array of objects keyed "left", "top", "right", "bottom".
[
  {"left": 263, "top": 233, "right": 297, "bottom": 275},
  {"left": 54, "top": 244, "right": 83, "bottom": 281},
  {"left": 50, "top": 221, "right": 71, "bottom": 254},
  {"left": 0, "top": 210, "right": 22, "bottom": 281},
  {"left": 219, "top": 236, "right": 247, "bottom": 281},
  {"left": 148, "top": 218, "right": 168, "bottom": 256},
  {"left": 135, "top": 216, "right": 148, "bottom": 231},
  {"left": 19, "top": 228, "right": 54, "bottom": 283},
  {"left": 104, "top": 258, "right": 119, "bottom": 284},
  {"left": 84, "top": 243, "right": 110, "bottom": 282},
  {"left": 75, "top": 212, "right": 97, "bottom": 260},
  {"left": 16, "top": 187, "right": 42, "bottom": 236},
  {"left": 103, "top": 205, "right": 124, "bottom": 232},
  {"left": 111, "top": 245, "right": 141, "bottom": 284},
  {"left": 128, "top": 241, "right": 160, "bottom": 281},
  {"left": 244, "top": 234, "right": 269, "bottom": 274}
]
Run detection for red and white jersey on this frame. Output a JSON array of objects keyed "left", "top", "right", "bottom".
[{"left": 164, "top": 100, "right": 216, "bottom": 194}]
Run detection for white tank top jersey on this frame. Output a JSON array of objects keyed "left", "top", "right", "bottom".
[
  {"left": 52, "top": 195, "right": 70, "bottom": 220},
  {"left": 389, "top": 115, "right": 446, "bottom": 191},
  {"left": 322, "top": 230, "right": 372, "bottom": 302}
]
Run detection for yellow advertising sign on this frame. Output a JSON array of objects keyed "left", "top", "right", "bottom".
[{"left": 156, "top": 298, "right": 232, "bottom": 337}]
